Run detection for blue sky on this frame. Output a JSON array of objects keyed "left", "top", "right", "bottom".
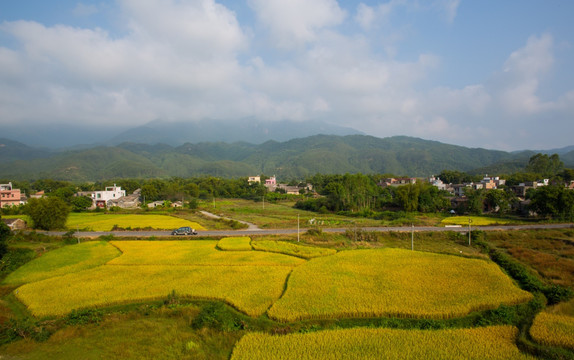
[{"left": 1, "top": 0, "right": 573, "bottom": 150}]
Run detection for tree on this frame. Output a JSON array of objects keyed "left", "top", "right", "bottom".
[
  {"left": 529, "top": 185, "right": 574, "bottom": 221},
  {"left": 525, "top": 153, "right": 564, "bottom": 177},
  {"left": 484, "top": 189, "right": 511, "bottom": 214},
  {"left": 395, "top": 184, "right": 420, "bottom": 212},
  {"left": 25, "top": 197, "right": 70, "bottom": 230},
  {"left": 0, "top": 219, "right": 10, "bottom": 259},
  {"left": 465, "top": 188, "right": 485, "bottom": 215},
  {"left": 70, "top": 196, "right": 94, "bottom": 212}
]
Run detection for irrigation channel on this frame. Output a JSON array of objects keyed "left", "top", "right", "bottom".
[{"left": 44, "top": 223, "right": 574, "bottom": 238}]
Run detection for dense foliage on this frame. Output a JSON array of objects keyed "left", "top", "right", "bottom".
[{"left": 24, "top": 197, "right": 70, "bottom": 230}]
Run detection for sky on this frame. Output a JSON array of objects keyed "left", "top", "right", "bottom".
[{"left": 1, "top": 0, "right": 573, "bottom": 151}]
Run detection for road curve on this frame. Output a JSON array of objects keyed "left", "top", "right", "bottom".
[{"left": 43, "top": 223, "right": 574, "bottom": 238}]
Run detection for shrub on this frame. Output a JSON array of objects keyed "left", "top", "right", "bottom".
[
  {"left": 66, "top": 308, "right": 104, "bottom": 325},
  {"left": 191, "top": 302, "right": 246, "bottom": 332}
]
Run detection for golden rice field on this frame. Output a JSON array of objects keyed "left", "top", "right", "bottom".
[
  {"left": 107, "top": 241, "right": 304, "bottom": 266},
  {"left": 267, "top": 248, "right": 532, "bottom": 322},
  {"left": 3, "top": 241, "right": 120, "bottom": 285},
  {"left": 231, "top": 326, "right": 535, "bottom": 360},
  {"left": 251, "top": 239, "right": 337, "bottom": 259},
  {"left": 15, "top": 264, "right": 292, "bottom": 318},
  {"left": 217, "top": 237, "right": 253, "bottom": 251},
  {"left": 66, "top": 213, "right": 206, "bottom": 231},
  {"left": 530, "top": 311, "right": 574, "bottom": 350},
  {"left": 441, "top": 216, "right": 513, "bottom": 226}
]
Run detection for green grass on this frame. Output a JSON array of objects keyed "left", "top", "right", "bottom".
[
  {"left": 0, "top": 308, "right": 238, "bottom": 360},
  {"left": 66, "top": 213, "right": 206, "bottom": 231},
  {"left": 198, "top": 199, "right": 384, "bottom": 229},
  {"left": 2, "top": 241, "right": 121, "bottom": 286}
]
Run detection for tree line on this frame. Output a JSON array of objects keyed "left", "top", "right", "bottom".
[{"left": 2, "top": 153, "right": 573, "bottom": 229}]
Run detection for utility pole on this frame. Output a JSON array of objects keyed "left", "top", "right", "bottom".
[
  {"left": 297, "top": 214, "right": 300, "bottom": 242},
  {"left": 468, "top": 218, "right": 472, "bottom": 246},
  {"left": 411, "top": 223, "right": 414, "bottom": 251}
]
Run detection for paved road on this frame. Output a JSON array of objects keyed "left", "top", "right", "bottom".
[{"left": 45, "top": 223, "right": 574, "bottom": 238}]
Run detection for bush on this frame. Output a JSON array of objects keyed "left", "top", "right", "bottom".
[
  {"left": 66, "top": 309, "right": 103, "bottom": 325},
  {"left": 0, "top": 318, "right": 52, "bottom": 344},
  {"left": 0, "top": 248, "right": 36, "bottom": 276},
  {"left": 191, "top": 302, "right": 246, "bottom": 332}
]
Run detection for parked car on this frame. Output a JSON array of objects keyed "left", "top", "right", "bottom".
[{"left": 171, "top": 226, "right": 197, "bottom": 235}]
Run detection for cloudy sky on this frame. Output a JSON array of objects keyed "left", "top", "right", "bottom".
[{"left": 1, "top": 0, "right": 573, "bottom": 151}]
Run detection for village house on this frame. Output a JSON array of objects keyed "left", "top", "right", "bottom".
[
  {"left": 0, "top": 182, "right": 23, "bottom": 208},
  {"left": 377, "top": 177, "right": 416, "bottom": 188},
  {"left": 91, "top": 184, "right": 126, "bottom": 208},
  {"left": 248, "top": 176, "right": 261, "bottom": 184},
  {"left": 511, "top": 179, "right": 549, "bottom": 198},
  {"left": 2, "top": 218, "right": 27, "bottom": 230}
]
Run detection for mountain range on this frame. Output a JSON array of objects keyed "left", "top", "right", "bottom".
[{"left": 1, "top": 133, "right": 573, "bottom": 182}]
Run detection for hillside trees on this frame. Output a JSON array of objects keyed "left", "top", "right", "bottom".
[
  {"left": 25, "top": 197, "right": 70, "bottom": 230},
  {"left": 526, "top": 153, "right": 564, "bottom": 177}
]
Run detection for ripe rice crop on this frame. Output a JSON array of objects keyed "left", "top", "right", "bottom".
[
  {"left": 15, "top": 264, "right": 292, "bottom": 318},
  {"left": 217, "top": 237, "right": 253, "bottom": 251},
  {"left": 268, "top": 248, "right": 532, "bottom": 321},
  {"left": 3, "top": 241, "right": 120, "bottom": 285},
  {"left": 441, "top": 216, "right": 513, "bottom": 226},
  {"left": 251, "top": 240, "right": 336, "bottom": 259},
  {"left": 66, "top": 213, "right": 206, "bottom": 231},
  {"left": 231, "top": 326, "right": 535, "bottom": 360},
  {"left": 108, "top": 241, "right": 304, "bottom": 266},
  {"left": 530, "top": 311, "right": 574, "bottom": 350}
]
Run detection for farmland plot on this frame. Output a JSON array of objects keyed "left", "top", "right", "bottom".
[
  {"left": 108, "top": 241, "right": 304, "bottom": 266},
  {"left": 15, "top": 264, "right": 292, "bottom": 318},
  {"left": 3, "top": 241, "right": 120, "bottom": 285},
  {"left": 231, "top": 326, "right": 535, "bottom": 360},
  {"left": 268, "top": 248, "right": 532, "bottom": 321},
  {"left": 66, "top": 213, "right": 205, "bottom": 231},
  {"left": 530, "top": 311, "right": 574, "bottom": 350}
]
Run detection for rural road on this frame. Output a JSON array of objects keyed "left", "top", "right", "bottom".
[{"left": 45, "top": 223, "right": 574, "bottom": 238}]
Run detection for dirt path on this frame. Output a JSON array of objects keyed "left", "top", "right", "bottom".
[{"left": 199, "top": 210, "right": 261, "bottom": 231}]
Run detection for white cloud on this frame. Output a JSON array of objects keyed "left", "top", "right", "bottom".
[
  {"left": 248, "top": 0, "right": 346, "bottom": 48},
  {"left": 437, "top": 0, "right": 460, "bottom": 23},
  {"left": 0, "top": 1, "right": 572, "bottom": 151},
  {"left": 498, "top": 33, "right": 555, "bottom": 114}
]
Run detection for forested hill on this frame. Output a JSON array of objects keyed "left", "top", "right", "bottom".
[{"left": 1, "top": 135, "right": 572, "bottom": 181}]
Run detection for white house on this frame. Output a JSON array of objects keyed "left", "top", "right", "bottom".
[{"left": 92, "top": 184, "right": 126, "bottom": 208}]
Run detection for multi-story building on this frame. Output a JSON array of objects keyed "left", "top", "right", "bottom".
[
  {"left": 92, "top": 184, "right": 126, "bottom": 208},
  {"left": 0, "top": 182, "right": 22, "bottom": 208}
]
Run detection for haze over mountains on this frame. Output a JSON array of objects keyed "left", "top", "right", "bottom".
[
  {"left": 1, "top": 119, "right": 362, "bottom": 149},
  {"left": 1, "top": 120, "right": 573, "bottom": 182}
]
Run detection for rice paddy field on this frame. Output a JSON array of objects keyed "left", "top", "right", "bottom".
[
  {"left": 440, "top": 216, "right": 516, "bottom": 226},
  {"left": 2, "top": 241, "right": 120, "bottom": 285},
  {"left": 66, "top": 213, "right": 206, "bottom": 231},
  {"left": 216, "top": 237, "right": 253, "bottom": 251},
  {"left": 530, "top": 310, "right": 574, "bottom": 350},
  {"left": 3, "top": 229, "right": 571, "bottom": 359},
  {"left": 231, "top": 326, "right": 535, "bottom": 360},
  {"left": 251, "top": 239, "right": 337, "bottom": 259},
  {"left": 268, "top": 248, "right": 532, "bottom": 322}
]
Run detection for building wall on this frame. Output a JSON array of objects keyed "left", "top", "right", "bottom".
[{"left": 0, "top": 183, "right": 21, "bottom": 208}]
